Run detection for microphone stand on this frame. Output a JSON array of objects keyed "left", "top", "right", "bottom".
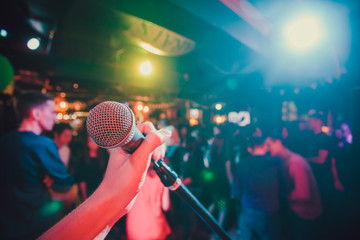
[{"left": 152, "top": 159, "right": 231, "bottom": 240}]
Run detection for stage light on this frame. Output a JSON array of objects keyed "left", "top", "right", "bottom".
[
  {"left": 284, "top": 14, "right": 324, "bottom": 52},
  {"left": 27, "top": 38, "right": 41, "bottom": 50},
  {"left": 215, "top": 103, "right": 222, "bottom": 110},
  {"left": 0, "top": 29, "right": 7, "bottom": 38},
  {"left": 139, "top": 60, "right": 152, "bottom": 76}
]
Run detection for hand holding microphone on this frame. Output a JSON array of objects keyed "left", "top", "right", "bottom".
[
  {"left": 41, "top": 101, "right": 230, "bottom": 240},
  {"left": 39, "top": 102, "right": 171, "bottom": 240},
  {"left": 86, "top": 102, "right": 231, "bottom": 240},
  {"left": 86, "top": 101, "right": 172, "bottom": 196}
]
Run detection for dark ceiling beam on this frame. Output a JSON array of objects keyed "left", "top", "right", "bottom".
[{"left": 167, "top": 0, "right": 269, "bottom": 54}]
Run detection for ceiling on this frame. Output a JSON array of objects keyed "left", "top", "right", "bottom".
[{"left": 0, "top": 0, "right": 359, "bottom": 106}]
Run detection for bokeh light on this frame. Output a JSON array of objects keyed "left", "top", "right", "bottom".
[
  {"left": 215, "top": 103, "right": 222, "bottom": 110},
  {"left": 143, "top": 106, "right": 149, "bottom": 113},
  {"left": 59, "top": 101, "right": 67, "bottom": 109},
  {"left": 137, "top": 104, "right": 144, "bottom": 111},
  {"left": 0, "top": 29, "right": 7, "bottom": 38},
  {"left": 27, "top": 38, "right": 41, "bottom": 50}
]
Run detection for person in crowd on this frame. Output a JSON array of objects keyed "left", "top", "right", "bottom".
[
  {"left": 266, "top": 134, "right": 322, "bottom": 240},
  {"left": 39, "top": 122, "right": 171, "bottom": 240},
  {"left": 163, "top": 123, "right": 183, "bottom": 174},
  {"left": 305, "top": 112, "right": 339, "bottom": 195},
  {"left": 207, "top": 124, "right": 233, "bottom": 228},
  {"left": 341, "top": 121, "right": 353, "bottom": 145},
  {"left": 52, "top": 122, "right": 73, "bottom": 168},
  {"left": 179, "top": 124, "right": 192, "bottom": 148},
  {"left": 232, "top": 137, "right": 286, "bottom": 240},
  {"left": 126, "top": 162, "right": 171, "bottom": 240},
  {"left": 181, "top": 126, "right": 212, "bottom": 238},
  {"left": 0, "top": 90, "right": 78, "bottom": 240},
  {"left": 71, "top": 135, "right": 109, "bottom": 201},
  {"left": 332, "top": 122, "right": 353, "bottom": 190},
  {"left": 232, "top": 125, "right": 248, "bottom": 165},
  {"left": 304, "top": 111, "right": 342, "bottom": 239},
  {"left": 286, "top": 120, "right": 312, "bottom": 156}
]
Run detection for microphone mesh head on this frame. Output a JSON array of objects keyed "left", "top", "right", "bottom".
[{"left": 86, "top": 101, "right": 134, "bottom": 148}]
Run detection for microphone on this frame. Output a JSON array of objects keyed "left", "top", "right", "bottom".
[{"left": 86, "top": 101, "right": 145, "bottom": 153}]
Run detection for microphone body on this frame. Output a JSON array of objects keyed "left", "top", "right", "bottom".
[{"left": 86, "top": 101, "right": 144, "bottom": 153}]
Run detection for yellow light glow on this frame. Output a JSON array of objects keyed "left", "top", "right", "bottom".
[
  {"left": 189, "top": 118, "right": 198, "bottom": 126},
  {"left": 139, "top": 42, "right": 164, "bottom": 55},
  {"left": 63, "top": 114, "right": 70, "bottom": 120},
  {"left": 322, "top": 126, "right": 330, "bottom": 134},
  {"left": 143, "top": 106, "right": 149, "bottom": 113},
  {"left": 139, "top": 61, "right": 153, "bottom": 76}
]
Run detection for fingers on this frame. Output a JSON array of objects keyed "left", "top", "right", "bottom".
[
  {"left": 152, "top": 142, "right": 167, "bottom": 161},
  {"left": 136, "top": 122, "right": 157, "bottom": 136},
  {"left": 131, "top": 122, "right": 171, "bottom": 164}
]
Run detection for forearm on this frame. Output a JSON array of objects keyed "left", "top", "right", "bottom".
[
  {"left": 40, "top": 179, "right": 138, "bottom": 240},
  {"left": 40, "top": 158, "right": 147, "bottom": 240},
  {"left": 306, "top": 156, "right": 322, "bottom": 164},
  {"left": 307, "top": 150, "right": 328, "bottom": 164}
]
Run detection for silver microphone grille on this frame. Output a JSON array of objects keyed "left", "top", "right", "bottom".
[{"left": 86, "top": 101, "right": 135, "bottom": 148}]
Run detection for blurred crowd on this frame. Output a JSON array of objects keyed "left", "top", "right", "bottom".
[
  {"left": 1, "top": 90, "right": 358, "bottom": 240},
  {"left": 46, "top": 109, "right": 358, "bottom": 240}
]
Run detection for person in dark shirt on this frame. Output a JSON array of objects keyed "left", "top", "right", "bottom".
[
  {"left": 71, "top": 135, "right": 109, "bottom": 200},
  {"left": 266, "top": 134, "right": 322, "bottom": 240},
  {"left": 0, "top": 90, "right": 78, "bottom": 240},
  {"left": 305, "top": 112, "right": 342, "bottom": 239},
  {"left": 232, "top": 137, "right": 286, "bottom": 240},
  {"left": 207, "top": 124, "right": 232, "bottom": 228}
]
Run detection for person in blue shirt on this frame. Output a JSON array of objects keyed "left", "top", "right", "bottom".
[
  {"left": 0, "top": 90, "right": 78, "bottom": 240},
  {"left": 232, "top": 137, "right": 286, "bottom": 240}
]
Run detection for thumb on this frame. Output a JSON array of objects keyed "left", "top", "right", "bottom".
[{"left": 130, "top": 128, "right": 171, "bottom": 166}]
